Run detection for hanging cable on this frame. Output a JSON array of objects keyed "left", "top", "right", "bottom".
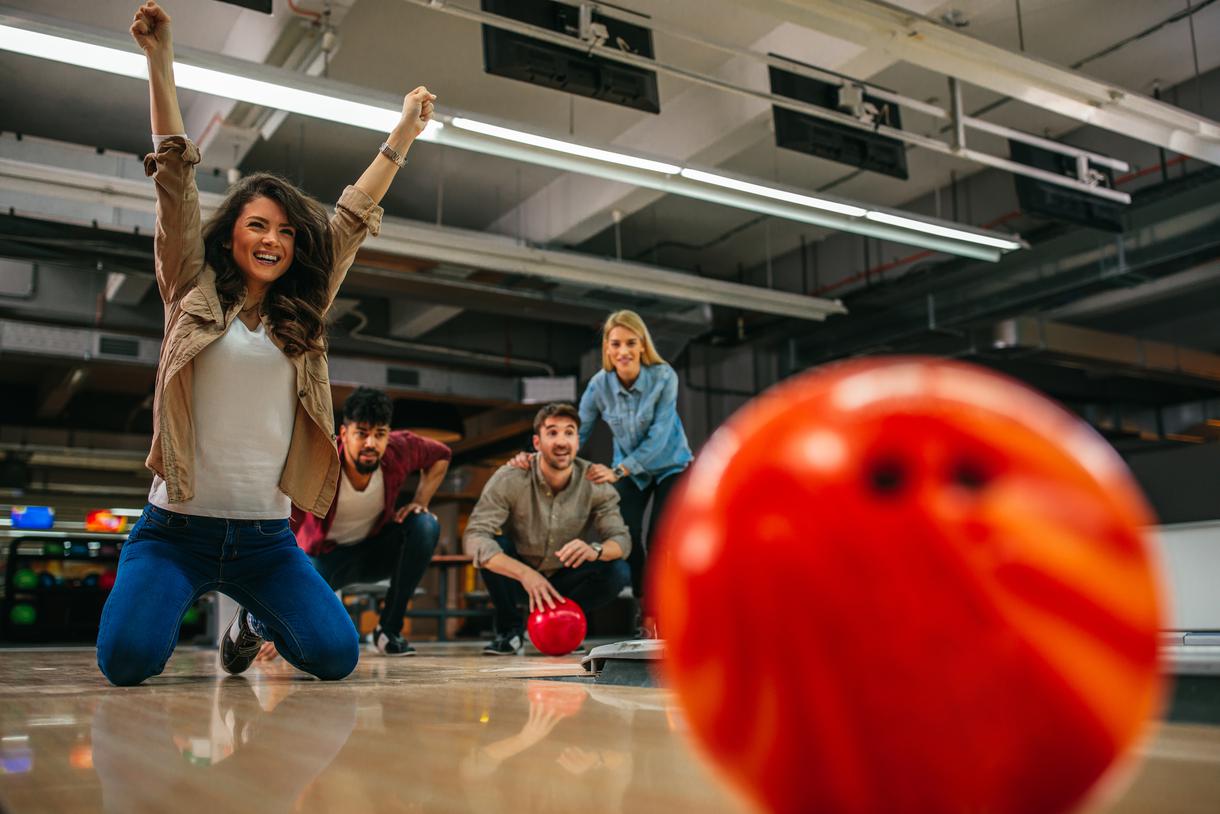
[
  {"left": 1014, "top": 0, "right": 1026, "bottom": 51},
  {"left": 1185, "top": 0, "right": 1205, "bottom": 116}
]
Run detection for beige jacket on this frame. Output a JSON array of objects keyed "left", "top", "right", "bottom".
[{"left": 143, "top": 137, "right": 383, "bottom": 517}]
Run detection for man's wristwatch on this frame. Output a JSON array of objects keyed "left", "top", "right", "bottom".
[
  {"left": 590, "top": 541, "right": 605, "bottom": 561},
  {"left": 612, "top": 464, "right": 628, "bottom": 479}
]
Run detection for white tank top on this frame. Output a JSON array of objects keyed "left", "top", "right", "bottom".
[
  {"left": 329, "top": 467, "right": 385, "bottom": 545},
  {"left": 149, "top": 318, "right": 296, "bottom": 519}
]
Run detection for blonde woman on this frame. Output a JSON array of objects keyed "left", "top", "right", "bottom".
[
  {"left": 511, "top": 311, "right": 691, "bottom": 637},
  {"left": 582, "top": 311, "right": 692, "bottom": 635}
]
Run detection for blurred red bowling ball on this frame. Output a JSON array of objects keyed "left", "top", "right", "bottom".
[
  {"left": 527, "top": 600, "right": 587, "bottom": 656},
  {"left": 652, "top": 357, "right": 1165, "bottom": 814}
]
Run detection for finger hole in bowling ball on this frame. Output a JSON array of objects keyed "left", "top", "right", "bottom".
[
  {"left": 867, "top": 458, "right": 906, "bottom": 496},
  {"left": 950, "top": 459, "right": 991, "bottom": 492}
]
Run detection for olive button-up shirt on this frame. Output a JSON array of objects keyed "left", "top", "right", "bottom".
[{"left": 463, "top": 457, "right": 631, "bottom": 576}]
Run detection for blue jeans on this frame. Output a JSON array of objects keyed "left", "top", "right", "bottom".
[
  {"left": 96, "top": 504, "right": 359, "bottom": 686},
  {"left": 308, "top": 512, "right": 440, "bottom": 635},
  {"left": 480, "top": 534, "right": 630, "bottom": 635}
]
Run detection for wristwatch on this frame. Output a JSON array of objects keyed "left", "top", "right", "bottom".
[
  {"left": 612, "top": 464, "right": 628, "bottom": 479},
  {"left": 590, "top": 541, "right": 605, "bottom": 560},
  {"left": 379, "top": 141, "right": 407, "bottom": 167}
]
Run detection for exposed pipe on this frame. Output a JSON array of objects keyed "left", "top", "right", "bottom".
[
  {"left": 286, "top": 0, "right": 323, "bottom": 23},
  {"left": 346, "top": 308, "right": 556, "bottom": 375}
]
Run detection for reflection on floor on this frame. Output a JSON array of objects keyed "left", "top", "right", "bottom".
[
  {"left": 0, "top": 644, "right": 743, "bottom": 814},
  {"left": 0, "top": 645, "right": 1217, "bottom": 813}
]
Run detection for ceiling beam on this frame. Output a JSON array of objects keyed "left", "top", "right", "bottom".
[
  {"left": 732, "top": 0, "right": 1220, "bottom": 165},
  {"left": 0, "top": 7, "right": 1022, "bottom": 260},
  {"left": 36, "top": 366, "right": 88, "bottom": 419},
  {"left": 0, "top": 154, "right": 847, "bottom": 321}
]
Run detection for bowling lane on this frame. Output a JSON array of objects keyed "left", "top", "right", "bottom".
[
  {"left": 0, "top": 646, "right": 748, "bottom": 814},
  {"left": 1082, "top": 720, "right": 1220, "bottom": 813},
  {"left": 1, "top": 647, "right": 1217, "bottom": 813}
]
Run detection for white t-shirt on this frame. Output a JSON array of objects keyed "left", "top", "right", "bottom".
[
  {"left": 150, "top": 318, "right": 296, "bottom": 519},
  {"left": 328, "top": 467, "right": 385, "bottom": 545}
]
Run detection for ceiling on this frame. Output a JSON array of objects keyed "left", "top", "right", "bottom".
[
  {"left": 1, "top": 0, "right": 1216, "bottom": 269},
  {"left": 2, "top": 0, "right": 1220, "bottom": 484}
]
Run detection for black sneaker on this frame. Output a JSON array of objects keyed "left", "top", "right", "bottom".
[
  {"left": 373, "top": 625, "right": 415, "bottom": 656},
  {"left": 220, "top": 608, "right": 263, "bottom": 675},
  {"left": 483, "top": 632, "right": 525, "bottom": 656}
]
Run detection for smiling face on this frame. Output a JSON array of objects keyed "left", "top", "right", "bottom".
[
  {"left": 533, "top": 415, "right": 579, "bottom": 472},
  {"left": 229, "top": 196, "right": 296, "bottom": 295},
  {"left": 605, "top": 325, "right": 643, "bottom": 384}
]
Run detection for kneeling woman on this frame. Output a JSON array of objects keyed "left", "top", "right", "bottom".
[{"left": 97, "top": 1, "right": 436, "bottom": 685}]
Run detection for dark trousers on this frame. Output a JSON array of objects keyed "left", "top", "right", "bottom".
[
  {"left": 614, "top": 472, "right": 682, "bottom": 601},
  {"left": 480, "top": 535, "right": 630, "bottom": 635},
  {"left": 310, "top": 512, "right": 440, "bottom": 635}
]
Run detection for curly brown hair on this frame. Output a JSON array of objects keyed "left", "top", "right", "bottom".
[{"left": 202, "top": 172, "right": 334, "bottom": 356}]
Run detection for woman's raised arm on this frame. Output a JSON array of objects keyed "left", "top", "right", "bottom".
[
  {"left": 132, "top": 2, "right": 204, "bottom": 304},
  {"left": 131, "top": 1, "right": 185, "bottom": 137},
  {"left": 352, "top": 86, "right": 437, "bottom": 205}
]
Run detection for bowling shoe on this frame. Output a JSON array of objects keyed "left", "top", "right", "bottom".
[
  {"left": 483, "top": 631, "right": 525, "bottom": 655},
  {"left": 373, "top": 625, "right": 416, "bottom": 656},
  {"left": 220, "top": 608, "right": 264, "bottom": 675}
]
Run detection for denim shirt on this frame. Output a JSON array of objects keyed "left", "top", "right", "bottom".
[{"left": 578, "top": 364, "right": 693, "bottom": 489}]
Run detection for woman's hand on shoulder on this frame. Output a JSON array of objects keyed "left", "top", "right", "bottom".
[
  {"left": 506, "top": 451, "right": 534, "bottom": 471},
  {"left": 586, "top": 463, "right": 618, "bottom": 484},
  {"left": 400, "top": 86, "right": 437, "bottom": 140},
  {"left": 131, "top": 1, "right": 172, "bottom": 59}
]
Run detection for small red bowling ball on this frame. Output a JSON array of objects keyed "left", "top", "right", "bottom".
[
  {"left": 652, "top": 357, "right": 1165, "bottom": 814},
  {"left": 527, "top": 600, "right": 587, "bottom": 656}
]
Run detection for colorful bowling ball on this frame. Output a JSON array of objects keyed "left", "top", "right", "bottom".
[
  {"left": 10, "top": 603, "right": 36, "bottom": 625},
  {"left": 13, "top": 568, "right": 38, "bottom": 591},
  {"left": 652, "top": 357, "right": 1164, "bottom": 814},
  {"left": 37, "top": 572, "right": 58, "bottom": 589},
  {"left": 526, "top": 599, "right": 587, "bottom": 656},
  {"left": 99, "top": 570, "right": 118, "bottom": 590}
]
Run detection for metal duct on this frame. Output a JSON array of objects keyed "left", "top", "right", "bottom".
[
  {"left": 991, "top": 317, "right": 1220, "bottom": 385},
  {"left": 0, "top": 318, "right": 521, "bottom": 404}
]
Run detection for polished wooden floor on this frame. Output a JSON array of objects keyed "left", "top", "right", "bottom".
[{"left": 0, "top": 646, "right": 1216, "bottom": 813}]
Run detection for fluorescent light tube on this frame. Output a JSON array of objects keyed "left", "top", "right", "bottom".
[
  {"left": 0, "top": 23, "right": 145, "bottom": 76},
  {"left": 680, "top": 168, "right": 868, "bottom": 218},
  {"left": 865, "top": 211, "right": 1022, "bottom": 251},
  {"left": 0, "top": 24, "right": 442, "bottom": 141},
  {"left": 0, "top": 20, "right": 1024, "bottom": 259},
  {"left": 451, "top": 117, "right": 680, "bottom": 175}
]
